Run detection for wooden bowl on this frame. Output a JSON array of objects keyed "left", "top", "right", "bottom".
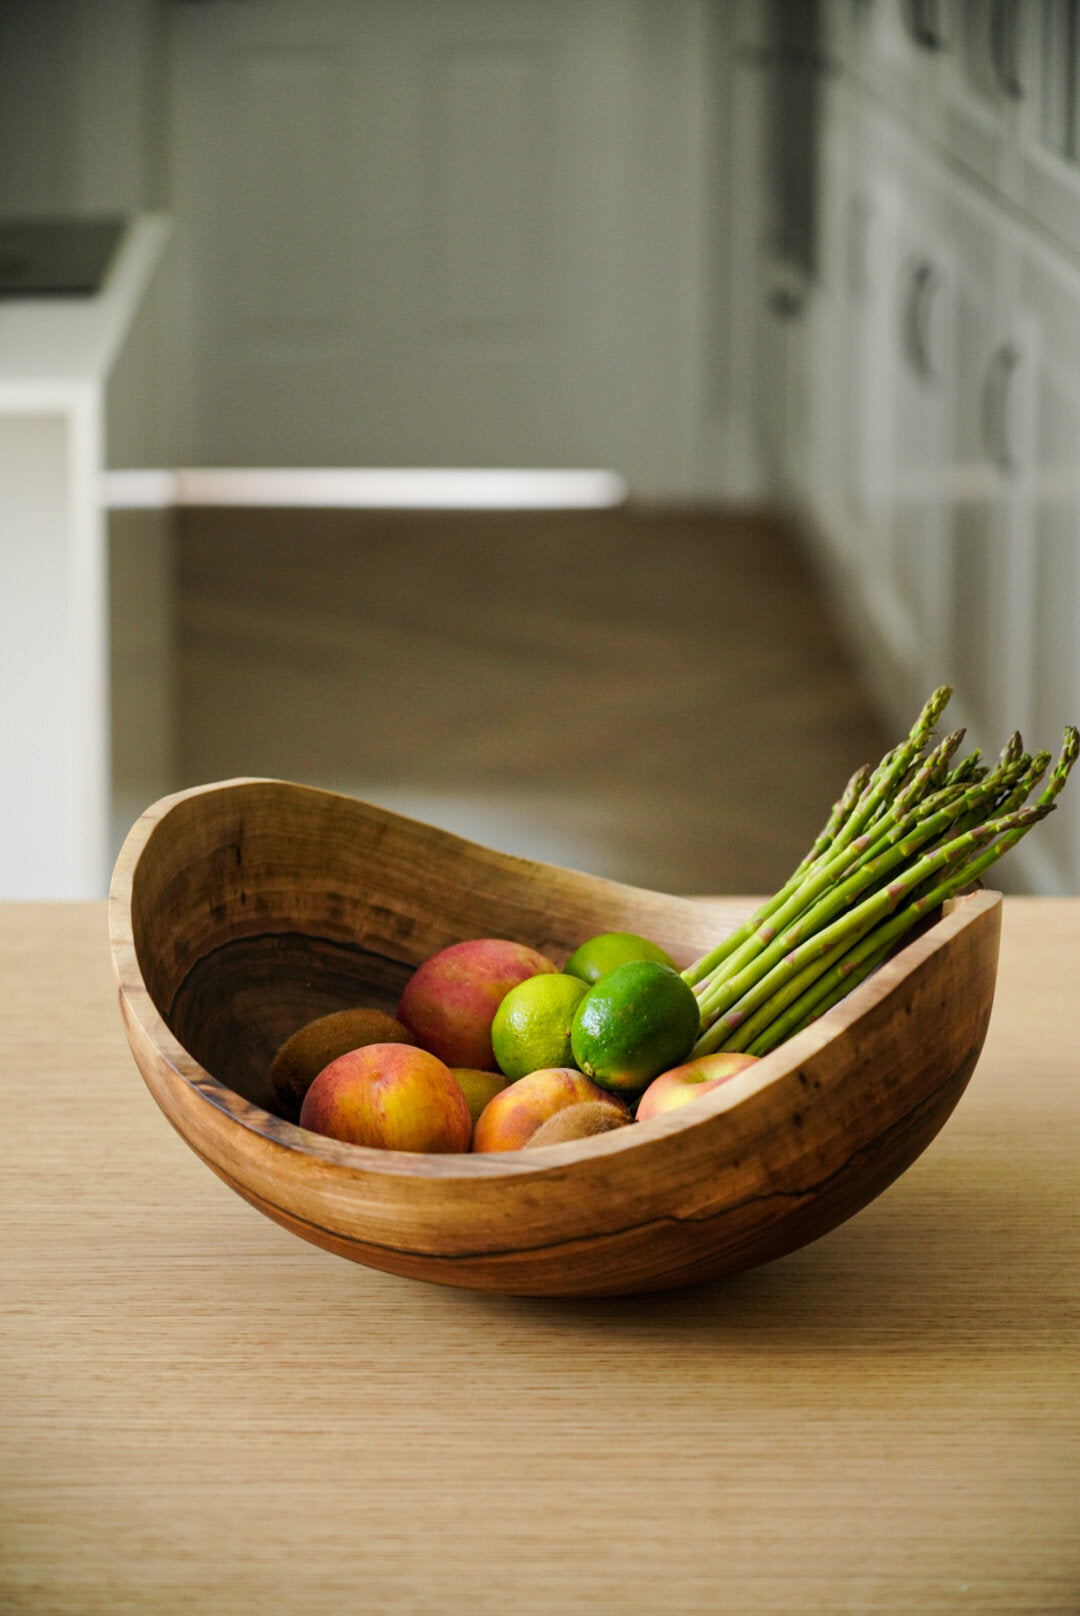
[{"left": 109, "top": 779, "right": 1002, "bottom": 1297}]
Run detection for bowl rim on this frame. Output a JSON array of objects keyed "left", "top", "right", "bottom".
[{"left": 109, "top": 777, "right": 1002, "bottom": 1181}]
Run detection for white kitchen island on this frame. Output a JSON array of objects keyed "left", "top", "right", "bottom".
[{"left": 0, "top": 215, "right": 171, "bottom": 898}]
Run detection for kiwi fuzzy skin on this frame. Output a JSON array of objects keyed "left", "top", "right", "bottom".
[
  {"left": 451, "top": 1068, "right": 509, "bottom": 1125},
  {"left": 525, "top": 1100, "right": 632, "bottom": 1148},
  {"left": 270, "top": 1008, "right": 413, "bottom": 1121}
]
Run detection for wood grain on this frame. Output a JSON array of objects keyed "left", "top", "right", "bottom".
[
  {"left": 2, "top": 899, "right": 1078, "bottom": 1614},
  {"left": 175, "top": 506, "right": 894, "bottom": 899},
  {"left": 109, "top": 779, "right": 1002, "bottom": 1296}
]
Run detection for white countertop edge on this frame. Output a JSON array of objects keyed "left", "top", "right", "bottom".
[
  {"left": 0, "top": 214, "right": 171, "bottom": 393},
  {"left": 100, "top": 466, "right": 630, "bottom": 510}
]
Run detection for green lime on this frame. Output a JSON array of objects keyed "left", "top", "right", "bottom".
[
  {"left": 570, "top": 960, "right": 700, "bottom": 1096},
  {"left": 563, "top": 930, "right": 677, "bottom": 986},
  {"left": 491, "top": 972, "right": 589, "bottom": 1081}
]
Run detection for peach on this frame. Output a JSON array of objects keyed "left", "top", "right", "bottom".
[
  {"left": 635, "top": 1051, "right": 760, "bottom": 1122},
  {"left": 298, "top": 1043, "right": 472, "bottom": 1153},
  {"left": 472, "top": 1067, "right": 630, "bottom": 1153},
  {"left": 397, "top": 938, "right": 557, "bottom": 1070}
]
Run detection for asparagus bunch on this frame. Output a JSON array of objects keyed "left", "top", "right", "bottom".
[{"left": 683, "top": 688, "right": 1078, "bottom": 1061}]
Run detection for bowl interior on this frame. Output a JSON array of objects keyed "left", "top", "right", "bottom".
[
  {"left": 127, "top": 780, "right": 751, "bottom": 1117},
  {"left": 169, "top": 932, "right": 415, "bottom": 1113}
]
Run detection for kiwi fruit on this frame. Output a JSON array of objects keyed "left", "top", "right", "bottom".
[
  {"left": 270, "top": 1008, "right": 413, "bottom": 1121},
  {"left": 525, "top": 1100, "right": 632, "bottom": 1148},
  {"left": 451, "top": 1068, "right": 508, "bottom": 1125}
]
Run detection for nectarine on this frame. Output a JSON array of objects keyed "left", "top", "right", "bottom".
[
  {"left": 397, "top": 938, "right": 557, "bottom": 1069},
  {"left": 635, "top": 1051, "right": 760, "bottom": 1122},
  {"left": 298, "top": 1043, "right": 472, "bottom": 1153},
  {"left": 472, "top": 1067, "right": 629, "bottom": 1152}
]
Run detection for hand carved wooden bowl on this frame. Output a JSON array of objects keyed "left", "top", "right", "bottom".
[{"left": 109, "top": 779, "right": 1002, "bottom": 1297}]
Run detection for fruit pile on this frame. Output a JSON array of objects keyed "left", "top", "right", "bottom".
[
  {"left": 271, "top": 686, "right": 1076, "bottom": 1155},
  {"left": 271, "top": 928, "right": 758, "bottom": 1154}
]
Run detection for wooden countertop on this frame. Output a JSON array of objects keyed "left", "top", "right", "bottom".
[{"left": 2, "top": 900, "right": 1078, "bottom": 1614}]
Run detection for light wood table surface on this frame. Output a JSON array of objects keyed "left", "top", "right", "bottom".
[{"left": 2, "top": 900, "right": 1078, "bottom": 1615}]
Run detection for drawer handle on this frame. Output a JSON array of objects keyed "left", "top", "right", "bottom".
[
  {"left": 990, "top": 0, "right": 1023, "bottom": 98},
  {"left": 903, "top": 0, "right": 946, "bottom": 51},
  {"left": 902, "top": 260, "right": 942, "bottom": 378},
  {"left": 981, "top": 342, "right": 1020, "bottom": 472}
]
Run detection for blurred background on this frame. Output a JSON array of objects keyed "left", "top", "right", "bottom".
[{"left": 1, "top": 0, "right": 1077, "bottom": 899}]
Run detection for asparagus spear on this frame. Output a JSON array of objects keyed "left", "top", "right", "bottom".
[
  {"left": 974, "top": 750, "right": 1051, "bottom": 826},
  {"left": 691, "top": 803, "right": 1047, "bottom": 1057},
  {"left": 683, "top": 691, "right": 955, "bottom": 994},
  {"left": 998, "top": 730, "right": 1025, "bottom": 768},
  {"left": 736, "top": 812, "right": 1047, "bottom": 1055},
  {"left": 793, "top": 762, "right": 874, "bottom": 877},
  {"left": 680, "top": 761, "right": 873, "bottom": 990},
  {"left": 825, "top": 686, "right": 952, "bottom": 856},
  {"left": 680, "top": 702, "right": 1074, "bottom": 1067},
  {"left": 1033, "top": 726, "right": 1077, "bottom": 809},
  {"left": 743, "top": 726, "right": 1078, "bottom": 1057},
  {"left": 945, "top": 751, "right": 984, "bottom": 786},
  {"left": 693, "top": 756, "right": 1030, "bottom": 1029},
  {"left": 745, "top": 801, "right": 1057, "bottom": 1056}
]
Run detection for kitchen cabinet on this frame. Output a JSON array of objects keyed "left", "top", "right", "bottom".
[
  {"left": 1016, "top": 0, "right": 1080, "bottom": 265},
  {"left": 801, "top": 74, "right": 863, "bottom": 560},
  {"left": 1008, "top": 231, "right": 1080, "bottom": 889},
  {"left": 869, "top": 109, "right": 958, "bottom": 687},
  {"left": 755, "top": 0, "right": 1080, "bottom": 891},
  {"left": 838, "top": 0, "right": 1019, "bottom": 188},
  {"left": 937, "top": 160, "right": 1018, "bottom": 749},
  {"left": 934, "top": 0, "right": 1021, "bottom": 189}
]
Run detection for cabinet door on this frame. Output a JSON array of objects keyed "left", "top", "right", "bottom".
[
  {"left": 782, "top": 58, "right": 873, "bottom": 562},
  {"left": 1015, "top": 0, "right": 1080, "bottom": 264},
  {"left": 1009, "top": 234, "right": 1080, "bottom": 890},
  {"left": 845, "top": 107, "right": 959, "bottom": 694},
  {"left": 836, "top": 88, "right": 897, "bottom": 571},
  {"left": 880, "top": 149, "right": 955, "bottom": 676},
  {"left": 850, "top": 0, "right": 942, "bottom": 114},
  {"left": 848, "top": 0, "right": 1016, "bottom": 190},
  {"left": 799, "top": 71, "right": 860, "bottom": 547},
  {"left": 939, "top": 169, "right": 1017, "bottom": 748},
  {"left": 937, "top": 0, "right": 1022, "bottom": 186},
  {"left": 739, "top": 0, "right": 817, "bottom": 502},
  {"left": 820, "top": 0, "right": 866, "bottom": 79}
]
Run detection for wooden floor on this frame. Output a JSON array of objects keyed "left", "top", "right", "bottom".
[{"left": 175, "top": 507, "right": 892, "bottom": 897}]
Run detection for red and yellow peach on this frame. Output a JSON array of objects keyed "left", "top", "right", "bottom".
[
  {"left": 397, "top": 938, "right": 557, "bottom": 1069},
  {"left": 472, "top": 1067, "right": 630, "bottom": 1153},
  {"left": 636, "top": 1051, "right": 760, "bottom": 1122},
  {"left": 298, "top": 1042, "right": 472, "bottom": 1153}
]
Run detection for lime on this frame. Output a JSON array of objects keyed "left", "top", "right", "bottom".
[
  {"left": 570, "top": 960, "right": 700, "bottom": 1096},
  {"left": 491, "top": 972, "right": 589, "bottom": 1081},
  {"left": 563, "top": 930, "right": 677, "bottom": 986}
]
